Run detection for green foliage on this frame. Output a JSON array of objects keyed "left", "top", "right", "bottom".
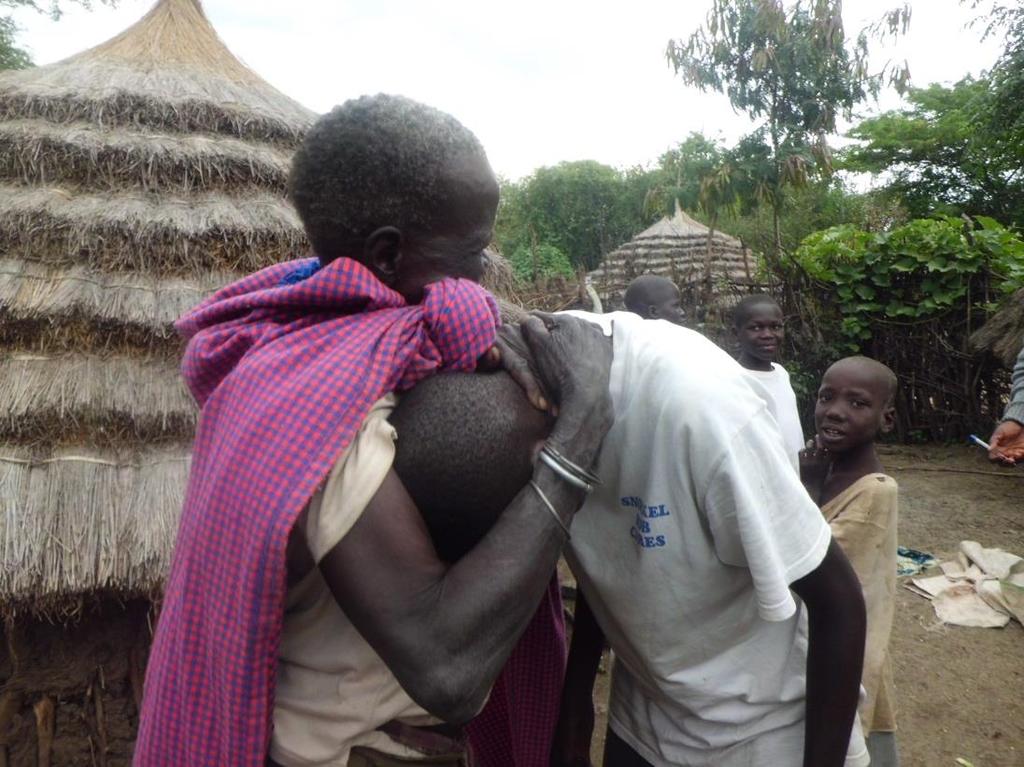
[
  {"left": 643, "top": 133, "right": 727, "bottom": 218},
  {"left": 842, "top": 79, "right": 1024, "bottom": 225},
  {"left": 509, "top": 243, "right": 574, "bottom": 284},
  {"left": 495, "top": 160, "right": 649, "bottom": 272},
  {"left": 793, "top": 216, "right": 1024, "bottom": 343},
  {"left": 666, "top": 0, "right": 910, "bottom": 256}
]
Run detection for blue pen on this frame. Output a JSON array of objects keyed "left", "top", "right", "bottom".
[{"left": 968, "top": 434, "right": 990, "bottom": 451}]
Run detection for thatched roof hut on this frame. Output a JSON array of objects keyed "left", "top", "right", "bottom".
[
  {"left": 0, "top": 0, "right": 315, "bottom": 621},
  {"left": 587, "top": 202, "right": 756, "bottom": 313},
  {"left": 0, "top": 0, "right": 316, "bottom": 759},
  {"left": 971, "top": 289, "right": 1024, "bottom": 368}
]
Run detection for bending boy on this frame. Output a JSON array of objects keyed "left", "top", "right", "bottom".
[{"left": 535, "top": 312, "right": 869, "bottom": 767}]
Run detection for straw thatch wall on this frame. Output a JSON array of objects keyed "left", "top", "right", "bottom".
[
  {"left": 588, "top": 205, "right": 757, "bottom": 316},
  {"left": 971, "top": 288, "right": 1024, "bottom": 368},
  {"left": 0, "top": 0, "right": 314, "bottom": 618},
  {"left": 0, "top": 0, "right": 314, "bottom": 760}
]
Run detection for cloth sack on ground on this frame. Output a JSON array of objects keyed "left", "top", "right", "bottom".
[{"left": 905, "top": 541, "right": 1024, "bottom": 628}]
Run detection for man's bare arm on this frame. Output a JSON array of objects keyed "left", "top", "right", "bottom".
[
  {"left": 319, "top": 314, "right": 613, "bottom": 723},
  {"left": 790, "top": 539, "right": 867, "bottom": 767}
]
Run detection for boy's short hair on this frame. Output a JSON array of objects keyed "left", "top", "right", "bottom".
[
  {"left": 839, "top": 356, "right": 899, "bottom": 407},
  {"left": 731, "top": 294, "right": 781, "bottom": 328},
  {"left": 289, "top": 94, "right": 489, "bottom": 260},
  {"left": 389, "top": 372, "right": 550, "bottom": 562}
]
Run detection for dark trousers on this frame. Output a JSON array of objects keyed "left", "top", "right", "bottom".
[{"left": 602, "top": 728, "right": 654, "bottom": 767}]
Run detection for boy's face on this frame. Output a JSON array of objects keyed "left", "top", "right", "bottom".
[
  {"left": 735, "top": 303, "right": 785, "bottom": 364},
  {"left": 814, "top": 362, "right": 895, "bottom": 452}
]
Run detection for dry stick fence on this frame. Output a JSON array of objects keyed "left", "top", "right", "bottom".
[{"left": 774, "top": 273, "right": 1018, "bottom": 442}]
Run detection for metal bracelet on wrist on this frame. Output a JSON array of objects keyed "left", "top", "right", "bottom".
[{"left": 538, "top": 447, "right": 595, "bottom": 493}]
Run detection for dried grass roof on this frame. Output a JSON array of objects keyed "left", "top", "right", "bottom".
[
  {"left": 0, "top": 0, "right": 314, "bottom": 142},
  {"left": 588, "top": 206, "right": 755, "bottom": 310},
  {"left": 0, "top": 0, "right": 316, "bottom": 611},
  {"left": 0, "top": 353, "right": 195, "bottom": 446},
  {"left": 0, "top": 258, "right": 224, "bottom": 333},
  {"left": 971, "top": 289, "right": 1024, "bottom": 367},
  {"left": 0, "top": 118, "right": 292, "bottom": 193},
  {"left": 0, "top": 446, "right": 190, "bottom": 616},
  {"left": 0, "top": 184, "right": 304, "bottom": 273}
]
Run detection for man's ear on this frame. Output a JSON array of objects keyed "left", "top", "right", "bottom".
[
  {"left": 647, "top": 303, "right": 659, "bottom": 320},
  {"left": 880, "top": 405, "right": 896, "bottom": 434},
  {"left": 364, "top": 226, "right": 403, "bottom": 285}
]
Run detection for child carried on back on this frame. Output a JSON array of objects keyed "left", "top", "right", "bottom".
[{"left": 800, "top": 356, "right": 901, "bottom": 767}]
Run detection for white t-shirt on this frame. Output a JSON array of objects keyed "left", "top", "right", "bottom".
[
  {"left": 562, "top": 312, "right": 865, "bottom": 767},
  {"left": 741, "top": 363, "right": 805, "bottom": 469}
]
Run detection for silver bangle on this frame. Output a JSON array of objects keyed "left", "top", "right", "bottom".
[
  {"left": 530, "top": 480, "right": 572, "bottom": 540},
  {"left": 538, "top": 449, "right": 593, "bottom": 493},
  {"left": 542, "top": 444, "right": 601, "bottom": 486}
]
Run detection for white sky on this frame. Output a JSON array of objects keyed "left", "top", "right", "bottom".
[{"left": 11, "top": 0, "right": 1004, "bottom": 180}]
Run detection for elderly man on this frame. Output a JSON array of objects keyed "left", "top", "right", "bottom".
[{"left": 135, "top": 95, "right": 613, "bottom": 767}]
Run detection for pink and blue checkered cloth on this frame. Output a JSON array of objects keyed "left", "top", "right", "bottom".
[{"left": 134, "top": 256, "right": 565, "bottom": 766}]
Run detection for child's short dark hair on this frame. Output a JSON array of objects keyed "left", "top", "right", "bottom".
[
  {"left": 289, "top": 94, "right": 488, "bottom": 260},
  {"left": 731, "top": 294, "right": 781, "bottom": 328}
]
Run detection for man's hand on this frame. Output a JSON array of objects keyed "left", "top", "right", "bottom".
[
  {"left": 988, "top": 419, "right": 1024, "bottom": 464},
  {"left": 486, "top": 312, "right": 613, "bottom": 468}
]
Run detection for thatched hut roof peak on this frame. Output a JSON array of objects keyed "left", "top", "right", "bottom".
[
  {"left": 73, "top": 0, "right": 265, "bottom": 83},
  {"left": 635, "top": 202, "right": 743, "bottom": 247},
  {"left": 0, "top": 0, "right": 315, "bottom": 142}
]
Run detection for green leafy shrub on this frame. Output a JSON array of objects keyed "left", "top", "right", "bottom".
[
  {"left": 793, "top": 216, "right": 1024, "bottom": 344},
  {"left": 510, "top": 243, "right": 575, "bottom": 284}
]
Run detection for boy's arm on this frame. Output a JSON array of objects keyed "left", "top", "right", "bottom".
[
  {"left": 551, "top": 589, "right": 606, "bottom": 767},
  {"left": 790, "top": 540, "right": 867, "bottom": 767}
]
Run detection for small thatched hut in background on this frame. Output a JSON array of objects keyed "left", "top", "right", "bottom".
[
  {"left": 587, "top": 202, "right": 757, "bottom": 319},
  {"left": 0, "top": 0, "right": 314, "bottom": 762},
  {"left": 971, "top": 288, "right": 1024, "bottom": 369}
]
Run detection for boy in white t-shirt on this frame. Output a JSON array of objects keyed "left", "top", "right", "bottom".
[
  {"left": 732, "top": 294, "right": 805, "bottom": 467},
  {"left": 550, "top": 312, "right": 868, "bottom": 767}
]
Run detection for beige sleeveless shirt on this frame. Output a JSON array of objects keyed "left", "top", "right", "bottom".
[{"left": 270, "top": 396, "right": 442, "bottom": 766}]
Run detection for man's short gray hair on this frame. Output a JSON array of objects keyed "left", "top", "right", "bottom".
[{"left": 289, "top": 94, "right": 489, "bottom": 260}]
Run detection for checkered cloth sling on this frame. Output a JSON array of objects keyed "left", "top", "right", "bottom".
[
  {"left": 466, "top": 577, "right": 567, "bottom": 767},
  {"left": 135, "top": 256, "right": 501, "bottom": 765}
]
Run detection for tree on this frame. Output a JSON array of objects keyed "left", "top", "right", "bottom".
[
  {"left": 842, "top": 79, "right": 1024, "bottom": 225},
  {"left": 495, "top": 161, "right": 647, "bottom": 273},
  {"left": 1, "top": 1, "right": 115, "bottom": 70},
  {"left": 666, "top": 0, "right": 910, "bottom": 261},
  {"left": 643, "top": 133, "right": 727, "bottom": 217}
]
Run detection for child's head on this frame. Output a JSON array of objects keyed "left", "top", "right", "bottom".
[
  {"left": 289, "top": 94, "right": 499, "bottom": 301},
  {"left": 623, "top": 275, "right": 685, "bottom": 325},
  {"left": 732, "top": 294, "right": 785, "bottom": 371},
  {"left": 814, "top": 356, "right": 896, "bottom": 453}
]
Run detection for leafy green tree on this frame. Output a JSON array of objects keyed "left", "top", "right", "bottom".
[
  {"left": 643, "top": 133, "right": 727, "bottom": 217},
  {"left": 666, "top": 0, "right": 910, "bottom": 260},
  {"left": 842, "top": 79, "right": 1024, "bottom": 225},
  {"left": 1, "top": 1, "right": 115, "bottom": 70},
  {"left": 495, "top": 160, "right": 647, "bottom": 272}
]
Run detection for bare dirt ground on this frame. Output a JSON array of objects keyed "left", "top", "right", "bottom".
[{"left": 577, "top": 444, "right": 1023, "bottom": 767}]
